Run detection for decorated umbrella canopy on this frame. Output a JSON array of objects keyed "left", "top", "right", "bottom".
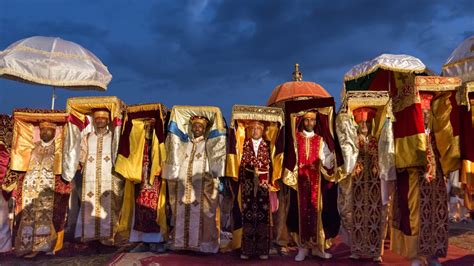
[
  {"left": 267, "top": 64, "right": 331, "bottom": 106},
  {"left": 343, "top": 54, "right": 432, "bottom": 93},
  {"left": 0, "top": 36, "right": 112, "bottom": 109},
  {"left": 442, "top": 35, "right": 474, "bottom": 84},
  {"left": 343, "top": 54, "right": 435, "bottom": 169},
  {"left": 442, "top": 35, "right": 474, "bottom": 210}
]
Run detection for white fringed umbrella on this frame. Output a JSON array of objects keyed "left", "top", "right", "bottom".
[{"left": 0, "top": 36, "right": 112, "bottom": 109}]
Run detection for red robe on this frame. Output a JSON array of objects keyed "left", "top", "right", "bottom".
[{"left": 294, "top": 132, "right": 322, "bottom": 245}]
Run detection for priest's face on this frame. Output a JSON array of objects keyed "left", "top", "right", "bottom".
[
  {"left": 250, "top": 125, "right": 264, "bottom": 140},
  {"left": 40, "top": 127, "right": 56, "bottom": 143},
  {"left": 192, "top": 122, "right": 205, "bottom": 138},
  {"left": 94, "top": 117, "right": 109, "bottom": 129},
  {"left": 357, "top": 120, "right": 371, "bottom": 136},
  {"left": 303, "top": 117, "right": 316, "bottom": 132}
]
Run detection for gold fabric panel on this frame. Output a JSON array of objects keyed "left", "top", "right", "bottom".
[
  {"left": 157, "top": 179, "right": 168, "bottom": 239},
  {"left": 10, "top": 120, "right": 34, "bottom": 171},
  {"left": 431, "top": 92, "right": 460, "bottom": 174},
  {"left": 395, "top": 134, "right": 427, "bottom": 168},
  {"left": 52, "top": 126, "right": 64, "bottom": 175},
  {"left": 461, "top": 160, "right": 474, "bottom": 210},
  {"left": 66, "top": 96, "right": 126, "bottom": 123},
  {"left": 407, "top": 167, "right": 421, "bottom": 235},
  {"left": 391, "top": 227, "right": 419, "bottom": 259},
  {"left": 271, "top": 152, "right": 283, "bottom": 190},
  {"left": 282, "top": 168, "right": 298, "bottom": 189},
  {"left": 115, "top": 180, "right": 135, "bottom": 243},
  {"left": 225, "top": 153, "right": 239, "bottom": 181},
  {"left": 11, "top": 122, "right": 65, "bottom": 175},
  {"left": 390, "top": 168, "right": 422, "bottom": 259},
  {"left": 115, "top": 120, "right": 146, "bottom": 183}
]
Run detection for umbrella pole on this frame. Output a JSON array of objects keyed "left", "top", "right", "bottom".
[{"left": 51, "top": 87, "right": 56, "bottom": 110}]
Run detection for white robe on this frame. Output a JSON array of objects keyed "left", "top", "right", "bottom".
[
  {"left": 75, "top": 131, "right": 123, "bottom": 244},
  {"left": 168, "top": 137, "right": 219, "bottom": 253}
]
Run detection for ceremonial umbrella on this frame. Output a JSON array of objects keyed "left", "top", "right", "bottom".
[
  {"left": 442, "top": 35, "right": 474, "bottom": 83},
  {"left": 343, "top": 53, "right": 432, "bottom": 94},
  {"left": 267, "top": 64, "right": 331, "bottom": 106},
  {"left": 442, "top": 35, "right": 474, "bottom": 210},
  {"left": 343, "top": 54, "right": 436, "bottom": 169},
  {"left": 0, "top": 36, "right": 112, "bottom": 109}
]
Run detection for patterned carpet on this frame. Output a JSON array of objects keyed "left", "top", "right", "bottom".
[{"left": 107, "top": 241, "right": 473, "bottom": 266}]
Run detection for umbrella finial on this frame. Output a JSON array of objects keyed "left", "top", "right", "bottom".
[{"left": 292, "top": 63, "right": 303, "bottom": 81}]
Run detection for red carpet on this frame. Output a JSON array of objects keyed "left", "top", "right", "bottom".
[{"left": 108, "top": 238, "right": 473, "bottom": 266}]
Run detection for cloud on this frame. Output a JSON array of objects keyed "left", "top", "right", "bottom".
[{"left": 0, "top": 0, "right": 472, "bottom": 117}]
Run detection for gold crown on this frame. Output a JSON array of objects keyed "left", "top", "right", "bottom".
[
  {"left": 190, "top": 116, "right": 209, "bottom": 127},
  {"left": 302, "top": 111, "right": 317, "bottom": 119},
  {"left": 93, "top": 109, "right": 110, "bottom": 119},
  {"left": 39, "top": 121, "right": 56, "bottom": 129}
]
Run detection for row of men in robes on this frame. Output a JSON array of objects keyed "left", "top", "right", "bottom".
[{"left": 0, "top": 93, "right": 455, "bottom": 265}]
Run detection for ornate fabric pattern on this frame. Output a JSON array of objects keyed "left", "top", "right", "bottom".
[
  {"left": 417, "top": 134, "right": 448, "bottom": 257},
  {"left": 295, "top": 132, "right": 322, "bottom": 246},
  {"left": 391, "top": 132, "right": 449, "bottom": 259},
  {"left": 14, "top": 142, "right": 58, "bottom": 256},
  {"left": 239, "top": 138, "right": 271, "bottom": 256},
  {"left": 350, "top": 135, "right": 384, "bottom": 258},
  {"left": 133, "top": 140, "right": 161, "bottom": 233},
  {"left": 0, "top": 115, "right": 14, "bottom": 191}
]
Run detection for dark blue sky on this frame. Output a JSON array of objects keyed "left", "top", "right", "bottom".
[{"left": 1, "top": 0, "right": 472, "bottom": 118}]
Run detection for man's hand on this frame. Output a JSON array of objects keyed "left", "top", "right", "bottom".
[{"left": 259, "top": 179, "right": 269, "bottom": 189}]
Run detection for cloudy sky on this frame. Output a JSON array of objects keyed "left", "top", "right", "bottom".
[{"left": 0, "top": 0, "right": 472, "bottom": 118}]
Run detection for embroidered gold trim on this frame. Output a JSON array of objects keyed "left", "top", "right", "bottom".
[
  {"left": 95, "top": 134, "right": 104, "bottom": 238},
  {"left": 1, "top": 45, "right": 106, "bottom": 66},
  {"left": 126, "top": 103, "right": 167, "bottom": 113},
  {"left": 198, "top": 149, "right": 208, "bottom": 248},
  {"left": 0, "top": 69, "right": 108, "bottom": 90},
  {"left": 66, "top": 96, "right": 125, "bottom": 121},
  {"left": 231, "top": 105, "right": 284, "bottom": 125},
  {"left": 415, "top": 76, "right": 461, "bottom": 91},
  {"left": 344, "top": 64, "right": 427, "bottom": 82},
  {"left": 183, "top": 142, "right": 198, "bottom": 248}
]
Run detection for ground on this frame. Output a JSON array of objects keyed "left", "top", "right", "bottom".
[{"left": 0, "top": 222, "right": 473, "bottom": 265}]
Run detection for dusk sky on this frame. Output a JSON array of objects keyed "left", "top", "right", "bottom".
[{"left": 0, "top": 0, "right": 472, "bottom": 118}]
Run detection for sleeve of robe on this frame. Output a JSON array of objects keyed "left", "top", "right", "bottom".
[{"left": 320, "top": 140, "right": 335, "bottom": 169}]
